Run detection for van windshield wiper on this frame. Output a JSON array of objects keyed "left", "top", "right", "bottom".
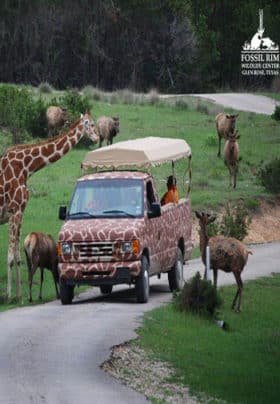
[
  {"left": 102, "top": 209, "right": 136, "bottom": 218},
  {"left": 68, "top": 211, "right": 97, "bottom": 219}
]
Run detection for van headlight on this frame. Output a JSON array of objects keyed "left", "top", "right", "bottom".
[
  {"left": 61, "top": 242, "right": 72, "bottom": 255},
  {"left": 122, "top": 240, "right": 140, "bottom": 254}
]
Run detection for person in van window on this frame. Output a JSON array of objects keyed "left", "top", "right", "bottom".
[{"left": 161, "top": 175, "right": 179, "bottom": 206}]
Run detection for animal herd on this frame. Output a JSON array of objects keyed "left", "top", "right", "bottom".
[
  {"left": 215, "top": 112, "right": 240, "bottom": 188},
  {"left": 46, "top": 106, "right": 120, "bottom": 146},
  {"left": 1, "top": 103, "right": 250, "bottom": 311}
]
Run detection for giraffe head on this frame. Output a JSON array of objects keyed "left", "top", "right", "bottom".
[{"left": 80, "top": 111, "right": 99, "bottom": 144}]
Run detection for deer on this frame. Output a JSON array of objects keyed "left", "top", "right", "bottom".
[
  {"left": 46, "top": 106, "right": 69, "bottom": 136},
  {"left": 195, "top": 211, "right": 252, "bottom": 312},
  {"left": 215, "top": 112, "right": 239, "bottom": 157},
  {"left": 24, "top": 232, "right": 60, "bottom": 302},
  {"left": 224, "top": 130, "right": 240, "bottom": 188},
  {"left": 95, "top": 116, "right": 120, "bottom": 147}
]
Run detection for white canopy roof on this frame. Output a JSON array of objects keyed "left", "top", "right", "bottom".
[{"left": 82, "top": 137, "right": 192, "bottom": 169}]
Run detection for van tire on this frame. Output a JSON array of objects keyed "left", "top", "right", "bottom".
[
  {"left": 168, "top": 248, "right": 184, "bottom": 291},
  {"left": 135, "top": 256, "right": 150, "bottom": 303},
  {"left": 60, "top": 280, "right": 74, "bottom": 305},
  {"left": 100, "top": 285, "right": 113, "bottom": 294}
]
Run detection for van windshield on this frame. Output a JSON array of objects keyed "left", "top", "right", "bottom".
[{"left": 68, "top": 178, "right": 144, "bottom": 219}]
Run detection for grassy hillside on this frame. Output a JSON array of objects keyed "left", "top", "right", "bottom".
[{"left": 0, "top": 93, "right": 279, "bottom": 305}]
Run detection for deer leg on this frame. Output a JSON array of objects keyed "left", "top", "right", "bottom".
[
  {"left": 28, "top": 269, "right": 33, "bottom": 303},
  {"left": 52, "top": 272, "right": 60, "bottom": 299},
  {"left": 232, "top": 271, "right": 243, "bottom": 312},
  {"left": 25, "top": 255, "right": 33, "bottom": 303},
  {"left": 217, "top": 136, "right": 221, "bottom": 157},
  {"left": 213, "top": 269, "right": 218, "bottom": 289},
  {"left": 39, "top": 267, "right": 44, "bottom": 300},
  {"left": 203, "top": 267, "right": 207, "bottom": 280},
  {"left": 233, "top": 169, "right": 237, "bottom": 189}
]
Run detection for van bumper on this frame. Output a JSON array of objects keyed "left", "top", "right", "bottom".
[{"left": 58, "top": 261, "right": 141, "bottom": 286}]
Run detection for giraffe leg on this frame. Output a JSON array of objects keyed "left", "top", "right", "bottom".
[
  {"left": 7, "top": 212, "right": 23, "bottom": 302},
  {"left": 14, "top": 213, "right": 23, "bottom": 302},
  {"left": 7, "top": 216, "right": 17, "bottom": 301}
]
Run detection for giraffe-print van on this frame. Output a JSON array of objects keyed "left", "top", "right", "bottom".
[{"left": 57, "top": 171, "right": 193, "bottom": 303}]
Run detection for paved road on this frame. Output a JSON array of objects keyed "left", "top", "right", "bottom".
[
  {"left": 188, "top": 93, "right": 279, "bottom": 115},
  {"left": 0, "top": 241, "right": 279, "bottom": 404}
]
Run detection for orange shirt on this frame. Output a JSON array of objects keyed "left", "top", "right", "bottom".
[{"left": 161, "top": 187, "right": 179, "bottom": 205}]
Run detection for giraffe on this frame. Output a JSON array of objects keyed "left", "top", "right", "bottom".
[{"left": 0, "top": 111, "right": 99, "bottom": 301}]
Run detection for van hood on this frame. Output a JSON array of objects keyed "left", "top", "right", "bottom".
[{"left": 58, "top": 218, "right": 145, "bottom": 242}]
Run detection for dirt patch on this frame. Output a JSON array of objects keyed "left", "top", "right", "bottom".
[
  {"left": 192, "top": 198, "right": 280, "bottom": 246},
  {"left": 101, "top": 342, "right": 202, "bottom": 403}
]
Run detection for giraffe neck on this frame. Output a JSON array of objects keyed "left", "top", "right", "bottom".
[{"left": 3, "top": 119, "right": 84, "bottom": 179}]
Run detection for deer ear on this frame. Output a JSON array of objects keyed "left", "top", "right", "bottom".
[
  {"left": 195, "top": 211, "right": 201, "bottom": 219},
  {"left": 226, "top": 114, "right": 231, "bottom": 119},
  {"left": 80, "top": 113, "right": 84, "bottom": 119}
]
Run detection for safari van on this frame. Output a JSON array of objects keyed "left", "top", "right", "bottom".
[{"left": 57, "top": 137, "right": 193, "bottom": 304}]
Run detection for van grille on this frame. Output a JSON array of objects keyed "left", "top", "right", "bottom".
[{"left": 74, "top": 241, "right": 114, "bottom": 260}]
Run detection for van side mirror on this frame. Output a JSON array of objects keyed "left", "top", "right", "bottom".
[
  {"left": 148, "top": 202, "right": 161, "bottom": 219},
  {"left": 59, "top": 206, "right": 67, "bottom": 220}
]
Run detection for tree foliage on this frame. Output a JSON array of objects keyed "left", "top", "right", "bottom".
[{"left": 0, "top": 0, "right": 279, "bottom": 91}]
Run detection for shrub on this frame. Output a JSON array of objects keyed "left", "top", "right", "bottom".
[
  {"left": 196, "top": 100, "right": 209, "bottom": 115},
  {"left": 271, "top": 77, "right": 280, "bottom": 92},
  {"left": 219, "top": 201, "right": 251, "bottom": 240},
  {"left": 203, "top": 201, "right": 251, "bottom": 241},
  {"left": 58, "top": 89, "right": 91, "bottom": 118},
  {"left": 24, "top": 97, "right": 48, "bottom": 138},
  {"left": 271, "top": 105, "right": 280, "bottom": 121},
  {"left": 0, "top": 84, "right": 48, "bottom": 139},
  {"left": 82, "top": 85, "right": 102, "bottom": 101},
  {"left": 116, "top": 89, "right": 135, "bottom": 104},
  {"left": 173, "top": 272, "right": 222, "bottom": 317},
  {"left": 257, "top": 158, "right": 280, "bottom": 193},
  {"left": 174, "top": 99, "right": 189, "bottom": 110},
  {"left": 38, "top": 82, "right": 54, "bottom": 94}
]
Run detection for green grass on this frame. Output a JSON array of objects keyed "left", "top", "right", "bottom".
[
  {"left": 0, "top": 93, "right": 279, "bottom": 305},
  {"left": 136, "top": 275, "right": 280, "bottom": 404}
]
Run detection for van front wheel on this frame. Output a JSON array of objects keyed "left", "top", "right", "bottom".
[
  {"left": 60, "top": 280, "right": 74, "bottom": 305},
  {"left": 100, "top": 285, "right": 113, "bottom": 294},
  {"left": 135, "top": 256, "right": 150, "bottom": 303}
]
